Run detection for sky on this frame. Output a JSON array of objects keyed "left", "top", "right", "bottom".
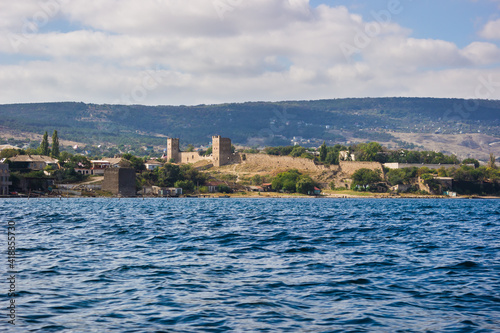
[{"left": 0, "top": 0, "right": 499, "bottom": 106}]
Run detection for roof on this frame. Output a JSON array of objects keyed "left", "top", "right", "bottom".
[
  {"left": 206, "top": 181, "right": 224, "bottom": 186},
  {"left": 145, "top": 160, "right": 163, "bottom": 165},
  {"left": 8, "top": 155, "right": 58, "bottom": 163},
  {"left": 262, "top": 183, "right": 272, "bottom": 186},
  {"left": 91, "top": 158, "right": 123, "bottom": 164},
  {"left": 314, "top": 187, "right": 321, "bottom": 191}
]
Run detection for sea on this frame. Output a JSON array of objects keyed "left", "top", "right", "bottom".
[{"left": 1, "top": 198, "right": 499, "bottom": 332}]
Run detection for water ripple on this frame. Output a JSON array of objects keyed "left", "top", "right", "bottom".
[{"left": 0, "top": 198, "right": 499, "bottom": 332}]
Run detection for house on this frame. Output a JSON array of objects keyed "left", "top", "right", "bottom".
[
  {"left": 390, "top": 184, "right": 412, "bottom": 193},
  {"left": 8, "top": 155, "right": 59, "bottom": 171},
  {"left": 206, "top": 181, "right": 225, "bottom": 193},
  {"left": 0, "top": 163, "right": 11, "bottom": 195},
  {"left": 313, "top": 187, "right": 321, "bottom": 195},
  {"left": 145, "top": 160, "right": 163, "bottom": 171},
  {"left": 89, "top": 158, "right": 123, "bottom": 175},
  {"left": 339, "top": 151, "right": 355, "bottom": 161},
  {"left": 247, "top": 185, "right": 264, "bottom": 192},
  {"left": 152, "top": 186, "right": 183, "bottom": 197},
  {"left": 383, "top": 163, "right": 461, "bottom": 170},
  {"left": 262, "top": 183, "right": 273, "bottom": 192}
]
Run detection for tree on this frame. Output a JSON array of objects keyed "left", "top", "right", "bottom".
[
  {"left": 462, "top": 158, "right": 480, "bottom": 168},
  {"left": 158, "top": 163, "right": 181, "bottom": 187},
  {"left": 40, "top": 131, "right": 49, "bottom": 156},
  {"left": 488, "top": 154, "right": 497, "bottom": 169},
  {"left": 174, "top": 180, "right": 194, "bottom": 192},
  {"left": 217, "top": 184, "right": 232, "bottom": 193},
  {"left": 272, "top": 169, "right": 301, "bottom": 192},
  {"left": 203, "top": 147, "right": 213, "bottom": 156},
  {"left": 356, "top": 142, "right": 383, "bottom": 162},
  {"left": 290, "top": 146, "right": 306, "bottom": 157},
  {"left": 186, "top": 144, "right": 195, "bottom": 152},
  {"left": 122, "top": 153, "right": 145, "bottom": 172},
  {"left": 296, "top": 176, "right": 316, "bottom": 194},
  {"left": 58, "top": 151, "right": 71, "bottom": 165},
  {"left": 251, "top": 174, "right": 262, "bottom": 185},
  {"left": 0, "top": 148, "right": 20, "bottom": 159},
  {"left": 351, "top": 168, "right": 382, "bottom": 189},
  {"left": 319, "top": 142, "right": 327, "bottom": 162},
  {"left": 51, "top": 130, "right": 60, "bottom": 158},
  {"left": 386, "top": 169, "right": 407, "bottom": 186},
  {"left": 66, "top": 155, "right": 91, "bottom": 169}
]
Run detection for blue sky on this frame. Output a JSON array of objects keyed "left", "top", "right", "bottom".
[
  {"left": 315, "top": 0, "right": 500, "bottom": 47},
  {"left": 0, "top": 0, "right": 499, "bottom": 105}
]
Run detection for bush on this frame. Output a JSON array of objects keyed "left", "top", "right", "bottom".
[
  {"left": 351, "top": 168, "right": 382, "bottom": 189},
  {"left": 272, "top": 169, "right": 301, "bottom": 192},
  {"left": 296, "top": 176, "right": 316, "bottom": 194},
  {"left": 217, "top": 184, "right": 232, "bottom": 193},
  {"left": 174, "top": 180, "right": 194, "bottom": 192}
]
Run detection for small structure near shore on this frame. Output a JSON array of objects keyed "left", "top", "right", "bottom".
[{"left": 102, "top": 168, "right": 136, "bottom": 197}]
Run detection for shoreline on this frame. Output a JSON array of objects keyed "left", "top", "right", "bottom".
[{"left": 1, "top": 193, "right": 499, "bottom": 199}]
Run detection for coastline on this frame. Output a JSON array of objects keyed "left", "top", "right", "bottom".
[{"left": 1, "top": 192, "right": 499, "bottom": 199}]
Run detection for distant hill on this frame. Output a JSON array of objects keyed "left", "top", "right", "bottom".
[{"left": 0, "top": 98, "right": 499, "bottom": 160}]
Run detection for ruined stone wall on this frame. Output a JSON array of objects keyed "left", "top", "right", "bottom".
[
  {"left": 339, "top": 161, "right": 384, "bottom": 176},
  {"left": 102, "top": 168, "right": 136, "bottom": 197},
  {"left": 179, "top": 152, "right": 212, "bottom": 164},
  {"left": 241, "top": 154, "right": 337, "bottom": 173}
]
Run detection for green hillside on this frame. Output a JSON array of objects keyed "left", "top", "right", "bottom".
[{"left": 0, "top": 98, "right": 499, "bottom": 148}]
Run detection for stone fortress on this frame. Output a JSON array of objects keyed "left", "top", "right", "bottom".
[{"left": 165, "top": 135, "right": 238, "bottom": 167}]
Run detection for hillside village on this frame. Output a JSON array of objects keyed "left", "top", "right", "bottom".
[{"left": 1, "top": 133, "right": 499, "bottom": 198}]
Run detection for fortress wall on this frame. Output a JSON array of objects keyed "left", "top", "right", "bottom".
[
  {"left": 339, "top": 161, "right": 384, "bottom": 176},
  {"left": 242, "top": 154, "right": 338, "bottom": 173},
  {"left": 179, "top": 152, "right": 212, "bottom": 164}
]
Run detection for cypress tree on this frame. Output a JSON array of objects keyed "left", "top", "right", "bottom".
[
  {"left": 320, "top": 141, "right": 327, "bottom": 162},
  {"left": 40, "top": 131, "right": 49, "bottom": 156},
  {"left": 51, "top": 130, "right": 60, "bottom": 158}
]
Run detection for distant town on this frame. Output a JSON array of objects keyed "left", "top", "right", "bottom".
[{"left": 1, "top": 131, "right": 499, "bottom": 198}]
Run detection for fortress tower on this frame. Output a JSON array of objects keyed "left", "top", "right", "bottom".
[
  {"left": 212, "top": 135, "right": 232, "bottom": 167},
  {"left": 166, "top": 138, "right": 180, "bottom": 163}
]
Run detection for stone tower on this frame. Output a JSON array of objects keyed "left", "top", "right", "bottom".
[
  {"left": 212, "top": 135, "right": 232, "bottom": 167},
  {"left": 102, "top": 168, "right": 136, "bottom": 197},
  {"left": 166, "top": 138, "right": 180, "bottom": 163}
]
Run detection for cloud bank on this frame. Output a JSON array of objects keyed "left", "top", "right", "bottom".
[{"left": 0, "top": 0, "right": 499, "bottom": 105}]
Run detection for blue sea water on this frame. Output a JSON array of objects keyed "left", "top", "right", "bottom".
[{"left": 1, "top": 198, "right": 499, "bottom": 332}]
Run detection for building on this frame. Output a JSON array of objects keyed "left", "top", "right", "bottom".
[
  {"left": 212, "top": 135, "right": 232, "bottom": 167},
  {"left": 165, "top": 135, "right": 235, "bottom": 167},
  {"left": 166, "top": 138, "right": 180, "bottom": 163},
  {"left": 102, "top": 168, "right": 136, "bottom": 197},
  {"left": 145, "top": 160, "right": 163, "bottom": 171},
  {"left": 74, "top": 158, "right": 123, "bottom": 175},
  {"left": 8, "top": 155, "right": 59, "bottom": 171},
  {"left": 0, "top": 163, "right": 11, "bottom": 195},
  {"left": 205, "top": 181, "right": 225, "bottom": 193},
  {"left": 152, "top": 186, "right": 182, "bottom": 197},
  {"left": 383, "top": 163, "right": 462, "bottom": 170},
  {"left": 339, "top": 151, "right": 356, "bottom": 161}
]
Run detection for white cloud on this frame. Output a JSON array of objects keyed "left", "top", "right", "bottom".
[
  {"left": 0, "top": 0, "right": 499, "bottom": 105},
  {"left": 479, "top": 18, "right": 500, "bottom": 39}
]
